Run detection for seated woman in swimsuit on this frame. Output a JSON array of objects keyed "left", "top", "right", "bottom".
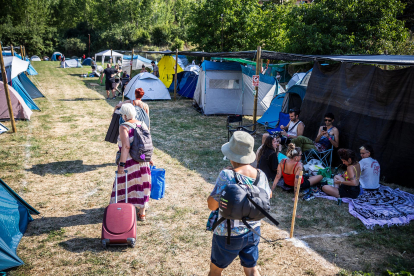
[
  {"left": 271, "top": 143, "right": 323, "bottom": 192},
  {"left": 322, "top": 149, "right": 361, "bottom": 199}
]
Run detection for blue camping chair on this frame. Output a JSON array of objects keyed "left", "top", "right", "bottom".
[
  {"left": 304, "top": 144, "right": 334, "bottom": 169},
  {"left": 265, "top": 112, "right": 290, "bottom": 135}
]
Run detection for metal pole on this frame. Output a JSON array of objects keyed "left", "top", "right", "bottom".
[
  {"left": 290, "top": 171, "right": 303, "bottom": 238},
  {"left": 0, "top": 44, "right": 17, "bottom": 133},
  {"left": 174, "top": 49, "right": 178, "bottom": 101},
  {"left": 253, "top": 46, "right": 261, "bottom": 130}
]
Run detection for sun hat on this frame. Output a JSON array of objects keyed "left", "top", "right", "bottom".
[{"left": 221, "top": 131, "right": 256, "bottom": 164}]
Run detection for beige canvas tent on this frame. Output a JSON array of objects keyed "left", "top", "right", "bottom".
[{"left": 0, "top": 81, "right": 32, "bottom": 121}]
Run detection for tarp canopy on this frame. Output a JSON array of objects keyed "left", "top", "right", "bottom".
[
  {"left": 51, "top": 52, "right": 63, "bottom": 61},
  {"left": 193, "top": 61, "right": 274, "bottom": 115},
  {"left": 95, "top": 50, "right": 123, "bottom": 65},
  {"left": 124, "top": 72, "right": 171, "bottom": 101},
  {"left": 0, "top": 179, "right": 39, "bottom": 271},
  {"left": 211, "top": 57, "right": 309, "bottom": 68},
  {"left": 158, "top": 55, "right": 184, "bottom": 88},
  {"left": 301, "top": 62, "right": 414, "bottom": 185},
  {"left": 0, "top": 81, "right": 33, "bottom": 120},
  {"left": 2, "top": 56, "right": 29, "bottom": 80},
  {"left": 18, "top": 73, "right": 44, "bottom": 99}
]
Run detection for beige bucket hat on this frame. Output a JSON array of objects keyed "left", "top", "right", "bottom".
[{"left": 221, "top": 131, "right": 256, "bottom": 164}]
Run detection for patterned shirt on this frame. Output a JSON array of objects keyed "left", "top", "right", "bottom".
[{"left": 210, "top": 169, "right": 271, "bottom": 236}]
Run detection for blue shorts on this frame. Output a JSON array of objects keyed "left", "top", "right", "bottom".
[{"left": 211, "top": 227, "right": 260, "bottom": 268}]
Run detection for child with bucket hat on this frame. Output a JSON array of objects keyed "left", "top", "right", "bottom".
[{"left": 207, "top": 131, "right": 271, "bottom": 275}]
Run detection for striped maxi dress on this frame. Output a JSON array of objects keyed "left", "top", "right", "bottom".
[{"left": 110, "top": 122, "right": 151, "bottom": 208}]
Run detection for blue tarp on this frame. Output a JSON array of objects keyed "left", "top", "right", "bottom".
[
  {"left": 11, "top": 77, "right": 40, "bottom": 110},
  {"left": 18, "top": 73, "right": 44, "bottom": 99},
  {"left": 0, "top": 179, "right": 39, "bottom": 271},
  {"left": 201, "top": 60, "right": 241, "bottom": 71},
  {"left": 257, "top": 93, "right": 286, "bottom": 128}
]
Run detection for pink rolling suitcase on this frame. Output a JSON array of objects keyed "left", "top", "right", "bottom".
[{"left": 101, "top": 170, "right": 137, "bottom": 248}]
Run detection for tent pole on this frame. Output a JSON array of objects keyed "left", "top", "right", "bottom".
[
  {"left": 253, "top": 46, "right": 261, "bottom": 131},
  {"left": 290, "top": 171, "right": 303, "bottom": 238},
  {"left": 174, "top": 49, "right": 178, "bottom": 101},
  {"left": 10, "top": 45, "right": 14, "bottom": 56},
  {"left": 0, "top": 44, "right": 17, "bottom": 133}
]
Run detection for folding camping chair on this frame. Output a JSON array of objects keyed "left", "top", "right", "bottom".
[
  {"left": 265, "top": 112, "right": 290, "bottom": 136},
  {"left": 227, "top": 115, "right": 258, "bottom": 141},
  {"left": 304, "top": 145, "right": 333, "bottom": 169}
]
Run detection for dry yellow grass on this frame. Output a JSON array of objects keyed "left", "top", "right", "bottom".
[{"left": 1, "top": 62, "right": 411, "bottom": 276}]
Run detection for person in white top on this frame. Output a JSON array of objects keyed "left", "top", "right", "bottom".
[
  {"left": 279, "top": 109, "right": 304, "bottom": 144},
  {"left": 359, "top": 145, "right": 380, "bottom": 190}
]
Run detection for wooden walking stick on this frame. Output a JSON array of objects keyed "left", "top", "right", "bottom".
[{"left": 290, "top": 171, "right": 303, "bottom": 238}]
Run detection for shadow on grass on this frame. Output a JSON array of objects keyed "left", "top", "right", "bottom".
[
  {"left": 27, "top": 208, "right": 105, "bottom": 236},
  {"left": 58, "top": 98, "right": 104, "bottom": 101},
  {"left": 57, "top": 237, "right": 132, "bottom": 253},
  {"left": 27, "top": 160, "right": 113, "bottom": 176}
]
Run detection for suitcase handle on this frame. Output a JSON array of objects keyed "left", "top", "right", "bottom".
[{"left": 115, "top": 170, "right": 128, "bottom": 204}]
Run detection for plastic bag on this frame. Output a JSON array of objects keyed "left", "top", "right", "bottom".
[{"left": 150, "top": 166, "right": 165, "bottom": 200}]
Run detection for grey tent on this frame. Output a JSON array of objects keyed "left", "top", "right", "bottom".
[{"left": 0, "top": 81, "right": 33, "bottom": 121}]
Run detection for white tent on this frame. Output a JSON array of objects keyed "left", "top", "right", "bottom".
[
  {"left": 0, "top": 81, "right": 32, "bottom": 120},
  {"left": 2, "top": 56, "right": 29, "bottom": 80},
  {"left": 31, "top": 56, "right": 41, "bottom": 61},
  {"left": 95, "top": 50, "right": 123, "bottom": 65},
  {"left": 184, "top": 64, "right": 200, "bottom": 74},
  {"left": 193, "top": 61, "right": 274, "bottom": 115},
  {"left": 286, "top": 72, "right": 306, "bottom": 90},
  {"left": 124, "top": 72, "right": 171, "bottom": 101},
  {"left": 61, "top": 59, "right": 82, "bottom": 68}
]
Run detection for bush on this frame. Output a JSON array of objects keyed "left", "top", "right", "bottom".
[
  {"left": 151, "top": 26, "right": 170, "bottom": 46},
  {"left": 171, "top": 38, "right": 184, "bottom": 51},
  {"left": 61, "top": 37, "right": 86, "bottom": 56}
]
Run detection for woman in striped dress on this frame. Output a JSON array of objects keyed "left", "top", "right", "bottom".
[{"left": 110, "top": 103, "right": 151, "bottom": 221}]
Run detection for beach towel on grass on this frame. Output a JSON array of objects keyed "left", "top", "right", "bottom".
[{"left": 316, "top": 185, "right": 414, "bottom": 229}]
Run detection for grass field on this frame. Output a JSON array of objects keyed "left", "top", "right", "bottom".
[{"left": 1, "top": 61, "right": 413, "bottom": 275}]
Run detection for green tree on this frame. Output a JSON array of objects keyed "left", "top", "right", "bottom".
[{"left": 285, "top": 0, "right": 410, "bottom": 55}]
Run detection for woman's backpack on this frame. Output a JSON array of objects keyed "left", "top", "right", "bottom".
[
  {"left": 212, "top": 170, "right": 279, "bottom": 244},
  {"left": 122, "top": 122, "right": 153, "bottom": 162}
]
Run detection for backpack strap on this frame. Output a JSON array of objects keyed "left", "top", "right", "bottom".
[
  {"left": 246, "top": 194, "right": 279, "bottom": 226},
  {"left": 232, "top": 169, "right": 261, "bottom": 187},
  {"left": 227, "top": 219, "right": 231, "bottom": 245},
  {"left": 121, "top": 122, "right": 137, "bottom": 129},
  {"left": 211, "top": 216, "right": 226, "bottom": 232},
  {"left": 241, "top": 217, "right": 278, "bottom": 244}
]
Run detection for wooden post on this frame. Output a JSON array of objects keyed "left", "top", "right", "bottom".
[
  {"left": 201, "top": 50, "right": 204, "bottom": 63},
  {"left": 384, "top": 50, "right": 388, "bottom": 70},
  {"left": 10, "top": 45, "right": 14, "bottom": 56},
  {"left": 253, "top": 46, "right": 261, "bottom": 131},
  {"left": 290, "top": 171, "right": 303, "bottom": 238},
  {"left": 22, "top": 46, "right": 26, "bottom": 60},
  {"left": 19, "top": 45, "right": 23, "bottom": 60},
  {"left": 174, "top": 49, "right": 178, "bottom": 101},
  {"left": 0, "top": 44, "right": 17, "bottom": 133}
]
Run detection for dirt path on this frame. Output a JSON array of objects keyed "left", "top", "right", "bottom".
[{"left": 3, "top": 63, "right": 341, "bottom": 275}]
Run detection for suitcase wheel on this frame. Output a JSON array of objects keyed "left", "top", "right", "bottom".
[
  {"left": 127, "top": 238, "right": 136, "bottom": 248},
  {"left": 102, "top": 239, "right": 109, "bottom": 249}
]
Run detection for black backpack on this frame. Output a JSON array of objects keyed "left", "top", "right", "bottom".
[
  {"left": 122, "top": 122, "right": 153, "bottom": 162},
  {"left": 212, "top": 170, "right": 279, "bottom": 244}
]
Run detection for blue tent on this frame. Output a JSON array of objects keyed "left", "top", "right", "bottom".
[
  {"left": 257, "top": 93, "right": 286, "bottom": 128},
  {"left": 51, "top": 52, "right": 63, "bottom": 61},
  {"left": 82, "top": 58, "right": 92, "bottom": 65},
  {"left": 0, "top": 179, "right": 39, "bottom": 271},
  {"left": 18, "top": 73, "right": 44, "bottom": 99},
  {"left": 168, "top": 71, "right": 199, "bottom": 98},
  {"left": 11, "top": 77, "right": 40, "bottom": 110},
  {"left": 27, "top": 64, "right": 38, "bottom": 76}
]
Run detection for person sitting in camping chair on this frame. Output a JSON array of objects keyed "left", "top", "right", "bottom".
[{"left": 279, "top": 109, "right": 305, "bottom": 145}]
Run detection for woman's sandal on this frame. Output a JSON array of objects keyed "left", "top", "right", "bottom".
[{"left": 138, "top": 214, "right": 146, "bottom": 221}]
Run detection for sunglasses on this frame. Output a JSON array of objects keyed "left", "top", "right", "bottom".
[{"left": 325, "top": 119, "right": 332, "bottom": 122}]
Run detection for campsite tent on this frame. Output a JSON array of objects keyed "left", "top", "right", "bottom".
[
  {"left": 2, "top": 52, "right": 38, "bottom": 75},
  {"left": 30, "top": 56, "right": 41, "bottom": 61},
  {"left": 193, "top": 61, "right": 274, "bottom": 115},
  {"left": 158, "top": 55, "right": 184, "bottom": 88},
  {"left": 281, "top": 84, "right": 307, "bottom": 113},
  {"left": 95, "top": 50, "right": 123, "bottom": 65},
  {"left": 18, "top": 73, "right": 44, "bottom": 99},
  {"left": 0, "top": 122, "right": 8, "bottom": 134},
  {"left": 286, "top": 72, "right": 306, "bottom": 90},
  {"left": 124, "top": 72, "right": 171, "bottom": 101},
  {"left": 82, "top": 58, "right": 92, "bottom": 65},
  {"left": 61, "top": 59, "right": 82, "bottom": 68},
  {"left": 27, "top": 64, "right": 38, "bottom": 75},
  {"left": 168, "top": 71, "right": 199, "bottom": 98},
  {"left": 257, "top": 93, "right": 286, "bottom": 128},
  {"left": 0, "top": 179, "right": 39, "bottom": 271},
  {"left": 178, "top": 55, "right": 189, "bottom": 67},
  {"left": 184, "top": 64, "right": 200, "bottom": 73},
  {"left": 122, "top": 55, "right": 154, "bottom": 72},
  {"left": 51, "top": 52, "right": 63, "bottom": 61},
  {"left": 301, "top": 62, "right": 414, "bottom": 185},
  {"left": 0, "top": 81, "right": 33, "bottom": 121}
]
